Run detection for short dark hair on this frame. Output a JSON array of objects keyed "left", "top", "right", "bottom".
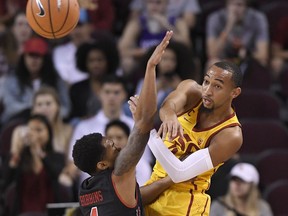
[
  {"left": 213, "top": 61, "right": 243, "bottom": 87},
  {"left": 105, "top": 120, "right": 130, "bottom": 137},
  {"left": 72, "top": 133, "right": 105, "bottom": 175},
  {"left": 101, "top": 74, "right": 128, "bottom": 94}
]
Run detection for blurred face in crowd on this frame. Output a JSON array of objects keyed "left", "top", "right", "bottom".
[
  {"left": 86, "top": 49, "right": 108, "bottom": 79},
  {"left": 227, "top": 0, "right": 247, "bottom": 21},
  {"left": 24, "top": 53, "right": 44, "bottom": 76},
  {"left": 12, "top": 13, "right": 33, "bottom": 45},
  {"left": 33, "top": 94, "right": 59, "bottom": 122},
  {"left": 27, "top": 119, "right": 49, "bottom": 148},
  {"left": 100, "top": 83, "right": 126, "bottom": 113},
  {"left": 146, "top": 0, "right": 167, "bottom": 15},
  {"left": 229, "top": 176, "right": 252, "bottom": 199},
  {"left": 158, "top": 48, "right": 177, "bottom": 75},
  {"left": 106, "top": 126, "right": 128, "bottom": 149},
  {"left": 70, "top": 23, "right": 92, "bottom": 47}
]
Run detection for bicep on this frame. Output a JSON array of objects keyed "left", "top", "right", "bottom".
[{"left": 208, "top": 126, "right": 243, "bottom": 166}]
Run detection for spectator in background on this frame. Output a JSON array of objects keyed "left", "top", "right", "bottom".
[
  {"left": 69, "top": 38, "right": 119, "bottom": 121},
  {"left": 118, "top": 0, "right": 190, "bottom": 77},
  {"left": 210, "top": 162, "right": 273, "bottom": 216},
  {"left": 2, "top": 114, "right": 67, "bottom": 216},
  {"left": 66, "top": 75, "right": 153, "bottom": 187},
  {"left": 129, "top": 0, "right": 201, "bottom": 29},
  {"left": 52, "top": 22, "right": 93, "bottom": 86},
  {"left": 105, "top": 119, "right": 154, "bottom": 186},
  {"left": 10, "top": 87, "right": 73, "bottom": 161},
  {"left": 206, "top": 0, "right": 269, "bottom": 67},
  {"left": 271, "top": 15, "right": 288, "bottom": 81},
  {"left": 133, "top": 41, "right": 198, "bottom": 126},
  {"left": 0, "top": 0, "right": 26, "bottom": 25},
  {"left": 0, "top": 11, "right": 33, "bottom": 72},
  {"left": 78, "top": 0, "right": 115, "bottom": 32},
  {"left": 0, "top": 37, "right": 70, "bottom": 124}
]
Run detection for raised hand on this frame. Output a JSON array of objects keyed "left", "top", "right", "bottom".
[
  {"left": 157, "top": 114, "right": 184, "bottom": 141},
  {"left": 147, "top": 31, "right": 173, "bottom": 67},
  {"left": 128, "top": 95, "right": 139, "bottom": 120}
]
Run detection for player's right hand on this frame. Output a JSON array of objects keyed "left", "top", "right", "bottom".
[{"left": 157, "top": 115, "right": 184, "bottom": 141}]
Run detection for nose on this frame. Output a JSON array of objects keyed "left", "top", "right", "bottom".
[{"left": 203, "top": 84, "right": 212, "bottom": 96}]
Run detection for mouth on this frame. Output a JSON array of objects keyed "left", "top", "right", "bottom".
[{"left": 202, "top": 97, "right": 212, "bottom": 106}]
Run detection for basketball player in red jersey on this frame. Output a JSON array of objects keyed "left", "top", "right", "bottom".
[
  {"left": 72, "top": 31, "right": 173, "bottom": 216},
  {"left": 140, "top": 61, "right": 243, "bottom": 215}
]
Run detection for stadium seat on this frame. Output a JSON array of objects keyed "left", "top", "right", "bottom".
[
  {"left": 233, "top": 89, "right": 282, "bottom": 120},
  {"left": 241, "top": 59, "right": 272, "bottom": 90},
  {"left": 260, "top": 1, "right": 288, "bottom": 34},
  {"left": 256, "top": 150, "right": 288, "bottom": 190},
  {"left": 263, "top": 180, "right": 288, "bottom": 216},
  {"left": 239, "top": 119, "right": 288, "bottom": 156}
]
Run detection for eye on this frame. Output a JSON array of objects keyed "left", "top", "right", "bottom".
[{"left": 203, "top": 80, "right": 209, "bottom": 85}]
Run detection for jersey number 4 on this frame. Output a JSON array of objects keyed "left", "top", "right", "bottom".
[{"left": 90, "top": 207, "right": 98, "bottom": 216}]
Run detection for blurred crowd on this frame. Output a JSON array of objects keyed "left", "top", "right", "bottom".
[{"left": 0, "top": 0, "right": 288, "bottom": 215}]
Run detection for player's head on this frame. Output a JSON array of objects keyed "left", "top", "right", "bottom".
[
  {"left": 201, "top": 61, "right": 242, "bottom": 111},
  {"left": 72, "top": 133, "right": 121, "bottom": 175},
  {"left": 105, "top": 120, "right": 130, "bottom": 149}
]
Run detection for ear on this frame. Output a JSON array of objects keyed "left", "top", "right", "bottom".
[
  {"left": 97, "top": 160, "right": 109, "bottom": 171},
  {"left": 231, "top": 87, "right": 241, "bottom": 99}
]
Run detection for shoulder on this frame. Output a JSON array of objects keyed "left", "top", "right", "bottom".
[
  {"left": 208, "top": 9, "right": 225, "bottom": 22},
  {"left": 259, "top": 199, "right": 273, "bottom": 213},
  {"left": 214, "top": 125, "right": 243, "bottom": 148},
  {"left": 178, "top": 79, "right": 202, "bottom": 98},
  {"left": 247, "top": 8, "right": 267, "bottom": 22}
]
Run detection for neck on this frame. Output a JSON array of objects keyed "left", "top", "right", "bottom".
[
  {"left": 200, "top": 103, "right": 233, "bottom": 122},
  {"left": 103, "top": 109, "right": 121, "bottom": 120}
]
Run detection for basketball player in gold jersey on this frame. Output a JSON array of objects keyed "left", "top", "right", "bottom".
[{"left": 139, "top": 61, "right": 243, "bottom": 215}]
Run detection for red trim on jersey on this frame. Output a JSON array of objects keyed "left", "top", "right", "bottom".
[
  {"left": 201, "top": 195, "right": 209, "bottom": 216},
  {"left": 186, "top": 189, "right": 194, "bottom": 216},
  {"left": 204, "top": 123, "right": 242, "bottom": 148},
  {"left": 177, "top": 99, "right": 202, "bottom": 117},
  {"left": 111, "top": 172, "right": 138, "bottom": 208},
  {"left": 193, "top": 109, "right": 237, "bottom": 132}
]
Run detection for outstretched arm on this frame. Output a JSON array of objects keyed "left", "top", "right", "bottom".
[
  {"left": 149, "top": 127, "right": 242, "bottom": 183},
  {"left": 114, "top": 31, "right": 174, "bottom": 176}
]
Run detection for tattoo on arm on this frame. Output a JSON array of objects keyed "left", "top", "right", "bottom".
[{"left": 113, "top": 127, "right": 149, "bottom": 176}]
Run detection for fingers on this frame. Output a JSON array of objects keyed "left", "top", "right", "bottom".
[
  {"left": 159, "top": 30, "right": 173, "bottom": 50},
  {"left": 157, "top": 121, "right": 184, "bottom": 141},
  {"left": 128, "top": 95, "right": 138, "bottom": 114}
]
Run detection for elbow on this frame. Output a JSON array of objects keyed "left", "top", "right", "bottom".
[{"left": 170, "top": 172, "right": 184, "bottom": 183}]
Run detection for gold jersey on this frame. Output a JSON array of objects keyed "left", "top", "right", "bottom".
[{"left": 145, "top": 101, "right": 241, "bottom": 216}]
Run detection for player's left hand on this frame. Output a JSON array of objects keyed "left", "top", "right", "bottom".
[
  {"left": 147, "top": 30, "right": 173, "bottom": 67},
  {"left": 128, "top": 95, "right": 139, "bottom": 120}
]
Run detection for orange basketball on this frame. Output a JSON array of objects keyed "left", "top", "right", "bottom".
[{"left": 26, "top": 0, "right": 80, "bottom": 39}]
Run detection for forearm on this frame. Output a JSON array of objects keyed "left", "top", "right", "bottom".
[
  {"left": 148, "top": 130, "right": 213, "bottom": 183},
  {"left": 159, "top": 100, "right": 178, "bottom": 122},
  {"left": 114, "top": 128, "right": 150, "bottom": 175},
  {"left": 135, "top": 63, "right": 157, "bottom": 132},
  {"left": 140, "top": 176, "right": 173, "bottom": 205},
  {"left": 272, "top": 44, "right": 288, "bottom": 59}
]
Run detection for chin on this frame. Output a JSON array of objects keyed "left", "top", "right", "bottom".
[{"left": 200, "top": 103, "right": 213, "bottom": 113}]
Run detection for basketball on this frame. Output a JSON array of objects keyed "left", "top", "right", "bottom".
[{"left": 26, "top": 0, "right": 80, "bottom": 39}]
